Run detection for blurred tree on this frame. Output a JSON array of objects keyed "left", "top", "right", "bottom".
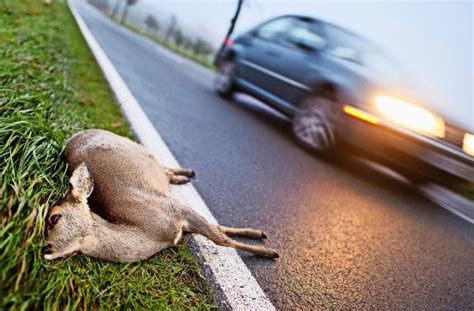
[
  {"left": 200, "top": 40, "right": 215, "bottom": 58},
  {"left": 121, "top": 0, "right": 139, "bottom": 25},
  {"left": 182, "top": 36, "right": 194, "bottom": 52},
  {"left": 165, "top": 15, "right": 177, "bottom": 43},
  {"left": 144, "top": 15, "right": 160, "bottom": 35},
  {"left": 216, "top": 0, "right": 243, "bottom": 63},
  {"left": 173, "top": 29, "right": 185, "bottom": 47},
  {"left": 191, "top": 38, "right": 203, "bottom": 55},
  {"left": 192, "top": 38, "right": 214, "bottom": 60},
  {"left": 110, "top": 0, "right": 122, "bottom": 19},
  {"left": 88, "top": 0, "right": 109, "bottom": 12}
]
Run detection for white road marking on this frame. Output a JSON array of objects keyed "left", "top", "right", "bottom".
[
  {"left": 68, "top": 1, "right": 275, "bottom": 309},
  {"left": 364, "top": 158, "right": 474, "bottom": 224},
  {"left": 419, "top": 183, "right": 474, "bottom": 224}
]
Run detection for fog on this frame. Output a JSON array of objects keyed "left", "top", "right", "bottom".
[{"left": 125, "top": 0, "right": 473, "bottom": 131}]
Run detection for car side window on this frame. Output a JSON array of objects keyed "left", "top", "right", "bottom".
[
  {"left": 254, "top": 17, "right": 295, "bottom": 43},
  {"left": 283, "top": 20, "right": 326, "bottom": 51},
  {"left": 324, "top": 25, "right": 365, "bottom": 64},
  {"left": 324, "top": 24, "right": 402, "bottom": 82}
]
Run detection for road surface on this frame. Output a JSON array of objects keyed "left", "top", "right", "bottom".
[{"left": 74, "top": 2, "right": 474, "bottom": 309}]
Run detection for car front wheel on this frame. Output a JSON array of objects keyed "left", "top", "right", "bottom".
[
  {"left": 214, "top": 60, "right": 236, "bottom": 99},
  {"left": 292, "top": 94, "right": 341, "bottom": 153}
]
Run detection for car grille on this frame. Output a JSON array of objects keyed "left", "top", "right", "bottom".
[{"left": 443, "top": 123, "right": 465, "bottom": 148}]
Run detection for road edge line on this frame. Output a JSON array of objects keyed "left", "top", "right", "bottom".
[
  {"left": 67, "top": 1, "right": 275, "bottom": 309},
  {"left": 363, "top": 158, "right": 474, "bottom": 224},
  {"left": 419, "top": 184, "right": 474, "bottom": 224}
]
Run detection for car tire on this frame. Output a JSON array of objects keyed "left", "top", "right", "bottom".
[
  {"left": 292, "top": 92, "right": 341, "bottom": 153},
  {"left": 214, "top": 60, "right": 236, "bottom": 99}
]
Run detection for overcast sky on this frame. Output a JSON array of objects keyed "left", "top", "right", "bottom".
[{"left": 125, "top": 0, "right": 473, "bottom": 131}]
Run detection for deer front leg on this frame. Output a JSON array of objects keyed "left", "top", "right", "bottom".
[
  {"left": 168, "top": 175, "right": 191, "bottom": 185},
  {"left": 165, "top": 167, "right": 195, "bottom": 185},
  {"left": 164, "top": 167, "right": 195, "bottom": 178}
]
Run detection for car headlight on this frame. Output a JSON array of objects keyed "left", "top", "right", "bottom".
[
  {"left": 463, "top": 133, "right": 474, "bottom": 156},
  {"left": 375, "top": 95, "right": 445, "bottom": 138}
]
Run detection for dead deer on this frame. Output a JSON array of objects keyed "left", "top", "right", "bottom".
[{"left": 42, "top": 129, "right": 278, "bottom": 262}]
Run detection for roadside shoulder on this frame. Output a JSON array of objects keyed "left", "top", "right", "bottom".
[{"left": 68, "top": 0, "right": 275, "bottom": 309}]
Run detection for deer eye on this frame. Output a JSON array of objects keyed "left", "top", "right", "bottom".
[{"left": 47, "top": 214, "right": 62, "bottom": 229}]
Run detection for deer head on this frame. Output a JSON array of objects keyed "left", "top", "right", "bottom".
[{"left": 42, "top": 163, "right": 94, "bottom": 260}]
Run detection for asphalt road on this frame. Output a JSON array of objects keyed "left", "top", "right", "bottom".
[{"left": 74, "top": 2, "right": 474, "bottom": 309}]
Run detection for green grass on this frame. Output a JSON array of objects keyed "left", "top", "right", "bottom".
[{"left": 0, "top": 1, "right": 214, "bottom": 309}]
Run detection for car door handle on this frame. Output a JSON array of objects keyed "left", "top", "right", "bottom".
[{"left": 264, "top": 50, "right": 280, "bottom": 57}]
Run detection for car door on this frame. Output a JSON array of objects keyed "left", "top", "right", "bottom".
[
  {"left": 236, "top": 17, "right": 296, "bottom": 106},
  {"left": 237, "top": 17, "right": 327, "bottom": 112},
  {"left": 266, "top": 18, "right": 327, "bottom": 106}
]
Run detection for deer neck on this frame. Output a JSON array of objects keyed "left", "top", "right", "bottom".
[{"left": 80, "top": 212, "right": 161, "bottom": 262}]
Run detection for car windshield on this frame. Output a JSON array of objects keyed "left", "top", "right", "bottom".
[{"left": 325, "top": 24, "right": 403, "bottom": 83}]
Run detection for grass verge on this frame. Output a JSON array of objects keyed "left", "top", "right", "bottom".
[{"left": 0, "top": 1, "right": 214, "bottom": 309}]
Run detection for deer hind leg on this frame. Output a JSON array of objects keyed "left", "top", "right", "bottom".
[
  {"left": 186, "top": 214, "right": 279, "bottom": 258},
  {"left": 220, "top": 226, "right": 267, "bottom": 239},
  {"left": 206, "top": 225, "right": 278, "bottom": 258}
]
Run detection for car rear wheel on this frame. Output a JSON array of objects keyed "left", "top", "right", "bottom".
[
  {"left": 292, "top": 93, "right": 341, "bottom": 153},
  {"left": 214, "top": 60, "right": 235, "bottom": 99}
]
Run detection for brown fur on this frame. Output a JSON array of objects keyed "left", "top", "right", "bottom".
[{"left": 43, "top": 129, "right": 278, "bottom": 262}]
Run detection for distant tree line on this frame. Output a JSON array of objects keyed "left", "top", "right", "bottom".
[
  {"left": 158, "top": 15, "right": 214, "bottom": 60},
  {"left": 88, "top": 0, "right": 109, "bottom": 12},
  {"left": 88, "top": 0, "right": 215, "bottom": 62},
  {"left": 88, "top": 0, "right": 139, "bottom": 24},
  {"left": 141, "top": 13, "right": 215, "bottom": 61}
]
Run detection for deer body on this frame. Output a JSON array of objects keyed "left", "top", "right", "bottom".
[{"left": 43, "top": 129, "right": 278, "bottom": 262}]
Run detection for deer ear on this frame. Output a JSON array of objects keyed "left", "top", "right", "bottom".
[{"left": 70, "top": 163, "right": 94, "bottom": 199}]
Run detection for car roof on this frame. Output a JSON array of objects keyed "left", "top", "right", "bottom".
[
  {"left": 262, "top": 14, "right": 374, "bottom": 45},
  {"left": 273, "top": 15, "right": 394, "bottom": 54}
]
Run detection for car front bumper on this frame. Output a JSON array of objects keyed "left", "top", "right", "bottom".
[{"left": 340, "top": 112, "right": 474, "bottom": 183}]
